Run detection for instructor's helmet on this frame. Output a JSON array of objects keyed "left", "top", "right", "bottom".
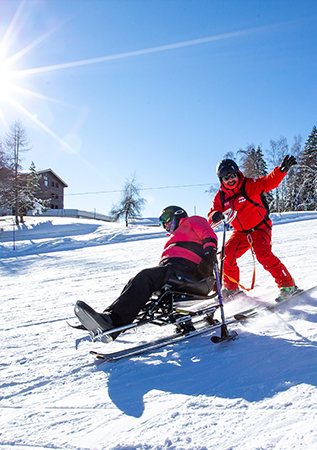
[
  {"left": 159, "top": 206, "right": 188, "bottom": 234},
  {"left": 216, "top": 159, "right": 239, "bottom": 179}
]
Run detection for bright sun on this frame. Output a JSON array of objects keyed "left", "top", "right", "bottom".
[{"left": 0, "top": 1, "right": 260, "bottom": 158}]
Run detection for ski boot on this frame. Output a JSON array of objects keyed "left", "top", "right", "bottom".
[{"left": 275, "top": 285, "right": 300, "bottom": 303}]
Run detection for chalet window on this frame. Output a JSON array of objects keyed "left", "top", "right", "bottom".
[
  {"left": 52, "top": 181, "right": 55, "bottom": 187},
  {"left": 56, "top": 182, "right": 59, "bottom": 188}
]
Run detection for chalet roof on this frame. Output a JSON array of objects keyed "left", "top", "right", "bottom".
[{"left": 37, "top": 169, "right": 68, "bottom": 187}]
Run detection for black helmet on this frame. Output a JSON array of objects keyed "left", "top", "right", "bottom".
[
  {"left": 159, "top": 206, "right": 188, "bottom": 233},
  {"left": 216, "top": 159, "right": 239, "bottom": 178}
]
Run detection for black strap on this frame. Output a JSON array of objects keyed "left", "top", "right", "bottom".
[
  {"left": 219, "top": 189, "right": 238, "bottom": 209},
  {"left": 240, "top": 179, "right": 268, "bottom": 216},
  {"left": 219, "top": 178, "right": 271, "bottom": 232},
  {"left": 236, "top": 217, "right": 271, "bottom": 234}
]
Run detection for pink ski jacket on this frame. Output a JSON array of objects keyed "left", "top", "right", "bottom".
[{"left": 160, "top": 216, "right": 217, "bottom": 266}]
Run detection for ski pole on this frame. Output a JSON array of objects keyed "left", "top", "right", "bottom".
[
  {"left": 213, "top": 260, "right": 230, "bottom": 340},
  {"left": 211, "top": 259, "right": 238, "bottom": 343},
  {"left": 219, "top": 220, "right": 227, "bottom": 286}
]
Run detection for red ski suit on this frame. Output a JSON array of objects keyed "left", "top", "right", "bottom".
[{"left": 208, "top": 167, "right": 294, "bottom": 290}]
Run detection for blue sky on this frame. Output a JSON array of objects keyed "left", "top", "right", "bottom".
[{"left": 0, "top": 0, "right": 316, "bottom": 219}]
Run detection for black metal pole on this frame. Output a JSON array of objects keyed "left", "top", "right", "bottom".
[{"left": 214, "top": 261, "right": 229, "bottom": 338}]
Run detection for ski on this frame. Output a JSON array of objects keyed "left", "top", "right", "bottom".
[
  {"left": 73, "top": 299, "right": 220, "bottom": 342},
  {"left": 84, "top": 286, "right": 317, "bottom": 362},
  {"left": 89, "top": 312, "right": 243, "bottom": 362},
  {"left": 234, "top": 285, "right": 317, "bottom": 321},
  {"left": 90, "top": 318, "right": 225, "bottom": 362}
]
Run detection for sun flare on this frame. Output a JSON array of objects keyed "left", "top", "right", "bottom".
[
  {"left": 0, "top": 58, "right": 13, "bottom": 100},
  {"left": 0, "top": 0, "right": 264, "bottom": 164}
]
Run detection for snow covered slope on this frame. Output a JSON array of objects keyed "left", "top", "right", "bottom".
[{"left": 1, "top": 213, "right": 317, "bottom": 450}]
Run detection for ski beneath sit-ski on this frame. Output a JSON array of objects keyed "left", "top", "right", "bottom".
[
  {"left": 83, "top": 285, "right": 317, "bottom": 362},
  {"left": 90, "top": 316, "right": 238, "bottom": 362}
]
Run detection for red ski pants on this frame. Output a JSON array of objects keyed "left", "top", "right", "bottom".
[{"left": 223, "top": 224, "right": 293, "bottom": 290}]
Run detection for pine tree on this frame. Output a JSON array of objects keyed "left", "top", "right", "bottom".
[
  {"left": 109, "top": 173, "right": 147, "bottom": 226},
  {"left": 285, "top": 135, "right": 303, "bottom": 211},
  {"left": 24, "top": 162, "right": 49, "bottom": 215},
  {"left": 255, "top": 146, "right": 269, "bottom": 176},
  {"left": 297, "top": 126, "right": 317, "bottom": 210}
]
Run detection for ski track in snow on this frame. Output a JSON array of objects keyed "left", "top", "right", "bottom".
[{"left": 1, "top": 214, "right": 317, "bottom": 450}]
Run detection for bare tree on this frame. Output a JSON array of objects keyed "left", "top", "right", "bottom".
[
  {"left": 286, "top": 135, "right": 302, "bottom": 211},
  {"left": 222, "top": 151, "right": 237, "bottom": 161},
  {"left": 238, "top": 144, "right": 268, "bottom": 178},
  {"left": 266, "top": 137, "right": 289, "bottom": 212},
  {"left": 109, "top": 173, "right": 147, "bottom": 226},
  {"left": 3, "top": 120, "right": 31, "bottom": 224}
]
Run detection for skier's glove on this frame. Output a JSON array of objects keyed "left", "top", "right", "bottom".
[
  {"left": 198, "top": 249, "right": 217, "bottom": 278},
  {"left": 211, "top": 211, "right": 225, "bottom": 224},
  {"left": 280, "top": 155, "right": 297, "bottom": 173}
]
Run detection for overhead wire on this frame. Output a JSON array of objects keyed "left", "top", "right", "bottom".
[{"left": 65, "top": 182, "right": 218, "bottom": 196}]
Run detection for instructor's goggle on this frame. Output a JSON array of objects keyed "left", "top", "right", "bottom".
[{"left": 222, "top": 173, "right": 237, "bottom": 182}]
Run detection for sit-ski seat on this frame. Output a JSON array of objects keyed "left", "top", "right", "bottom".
[
  {"left": 139, "top": 272, "right": 217, "bottom": 328},
  {"left": 158, "top": 272, "right": 215, "bottom": 297}
]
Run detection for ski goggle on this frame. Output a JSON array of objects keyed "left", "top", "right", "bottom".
[
  {"left": 223, "top": 173, "right": 238, "bottom": 182},
  {"left": 218, "top": 165, "right": 238, "bottom": 178},
  {"left": 159, "top": 212, "right": 171, "bottom": 229}
]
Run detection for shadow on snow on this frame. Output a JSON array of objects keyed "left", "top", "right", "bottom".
[{"left": 100, "top": 299, "right": 317, "bottom": 417}]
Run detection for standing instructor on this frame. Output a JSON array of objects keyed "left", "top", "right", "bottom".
[{"left": 208, "top": 156, "right": 297, "bottom": 301}]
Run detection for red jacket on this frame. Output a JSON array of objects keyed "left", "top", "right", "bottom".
[
  {"left": 160, "top": 216, "right": 217, "bottom": 265},
  {"left": 208, "top": 167, "right": 286, "bottom": 232}
]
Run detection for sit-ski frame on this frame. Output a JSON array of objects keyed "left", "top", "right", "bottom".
[{"left": 92, "top": 210, "right": 238, "bottom": 344}]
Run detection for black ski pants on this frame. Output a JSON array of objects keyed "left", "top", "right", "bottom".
[{"left": 107, "top": 260, "right": 198, "bottom": 326}]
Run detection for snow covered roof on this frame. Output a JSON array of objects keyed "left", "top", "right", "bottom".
[{"left": 36, "top": 169, "right": 68, "bottom": 187}]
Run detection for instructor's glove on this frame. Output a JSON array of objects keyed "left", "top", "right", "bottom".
[
  {"left": 198, "top": 249, "right": 217, "bottom": 278},
  {"left": 280, "top": 155, "right": 297, "bottom": 173},
  {"left": 211, "top": 211, "right": 225, "bottom": 224}
]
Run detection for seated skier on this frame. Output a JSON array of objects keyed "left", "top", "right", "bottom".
[{"left": 75, "top": 205, "right": 218, "bottom": 340}]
